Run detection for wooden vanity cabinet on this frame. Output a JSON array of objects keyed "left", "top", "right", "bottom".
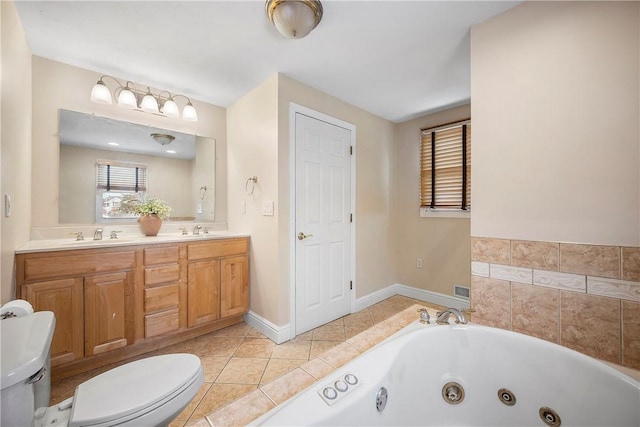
[
  {"left": 21, "top": 277, "right": 84, "bottom": 366},
  {"left": 84, "top": 271, "right": 134, "bottom": 357},
  {"left": 16, "top": 249, "right": 135, "bottom": 367},
  {"left": 221, "top": 255, "right": 249, "bottom": 317},
  {"left": 15, "top": 236, "right": 249, "bottom": 380},
  {"left": 143, "top": 245, "right": 184, "bottom": 338},
  {"left": 187, "top": 238, "right": 249, "bottom": 326}
]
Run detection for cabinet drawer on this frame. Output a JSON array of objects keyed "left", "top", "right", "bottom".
[
  {"left": 188, "top": 238, "right": 248, "bottom": 261},
  {"left": 144, "top": 246, "right": 180, "bottom": 265},
  {"left": 144, "top": 284, "right": 179, "bottom": 313},
  {"left": 145, "top": 309, "right": 179, "bottom": 338},
  {"left": 23, "top": 251, "right": 135, "bottom": 281},
  {"left": 144, "top": 264, "right": 180, "bottom": 286}
]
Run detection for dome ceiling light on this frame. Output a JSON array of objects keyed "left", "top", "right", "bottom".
[{"left": 265, "top": 0, "right": 323, "bottom": 39}]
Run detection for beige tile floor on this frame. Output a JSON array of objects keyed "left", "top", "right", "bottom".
[{"left": 50, "top": 295, "right": 440, "bottom": 427}]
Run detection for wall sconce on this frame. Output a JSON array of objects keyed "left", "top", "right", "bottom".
[
  {"left": 265, "top": 0, "right": 323, "bottom": 39},
  {"left": 90, "top": 76, "right": 198, "bottom": 122}
]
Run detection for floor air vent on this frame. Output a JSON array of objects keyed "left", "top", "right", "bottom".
[{"left": 454, "top": 285, "right": 470, "bottom": 299}]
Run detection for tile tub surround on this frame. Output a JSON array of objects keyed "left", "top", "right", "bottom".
[
  {"left": 50, "top": 296, "right": 438, "bottom": 427},
  {"left": 471, "top": 237, "right": 640, "bottom": 369}
]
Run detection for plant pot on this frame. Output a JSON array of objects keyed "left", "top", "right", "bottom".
[{"left": 139, "top": 214, "right": 163, "bottom": 236}]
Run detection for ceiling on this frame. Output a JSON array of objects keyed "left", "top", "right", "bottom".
[{"left": 14, "top": 1, "right": 519, "bottom": 123}]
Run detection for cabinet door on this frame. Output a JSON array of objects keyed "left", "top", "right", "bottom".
[
  {"left": 22, "top": 278, "right": 83, "bottom": 367},
  {"left": 187, "top": 260, "right": 220, "bottom": 327},
  {"left": 84, "top": 271, "right": 133, "bottom": 356},
  {"left": 221, "top": 255, "right": 249, "bottom": 318}
]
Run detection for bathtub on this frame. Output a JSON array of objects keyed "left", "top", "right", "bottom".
[{"left": 251, "top": 319, "right": 640, "bottom": 426}]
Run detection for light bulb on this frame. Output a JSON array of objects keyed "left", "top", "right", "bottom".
[
  {"left": 140, "top": 89, "right": 159, "bottom": 113},
  {"left": 162, "top": 99, "right": 180, "bottom": 117},
  {"left": 90, "top": 80, "right": 113, "bottom": 104},
  {"left": 117, "top": 87, "right": 137, "bottom": 109},
  {"left": 182, "top": 102, "right": 198, "bottom": 122}
]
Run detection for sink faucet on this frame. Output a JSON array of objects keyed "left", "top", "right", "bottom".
[
  {"left": 193, "top": 225, "right": 202, "bottom": 235},
  {"left": 110, "top": 230, "right": 122, "bottom": 239},
  {"left": 436, "top": 308, "right": 467, "bottom": 325},
  {"left": 93, "top": 228, "right": 103, "bottom": 240},
  {"left": 72, "top": 232, "right": 84, "bottom": 241}
]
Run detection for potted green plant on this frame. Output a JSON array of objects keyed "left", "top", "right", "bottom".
[{"left": 121, "top": 195, "right": 171, "bottom": 236}]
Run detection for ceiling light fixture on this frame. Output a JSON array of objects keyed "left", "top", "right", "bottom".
[
  {"left": 150, "top": 133, "right": 176, "bottom": 146},
  {"left": 90, "top": 76, "right": 198, "bottom": 121},
  {"left": 265, "top": 0, "right": 323, "bottom": 39}
]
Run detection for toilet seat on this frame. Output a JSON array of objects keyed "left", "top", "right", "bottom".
[{"left": 69, "top": 353, "right": 202, "bottom": 427}]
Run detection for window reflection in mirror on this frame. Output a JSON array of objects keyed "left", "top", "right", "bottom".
[{"left": 58, "top": 109, "right": 215, "bottom": 224}]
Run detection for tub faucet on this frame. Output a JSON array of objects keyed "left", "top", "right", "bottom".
[
  {"left": 436, "top": 308, "right": 467, "bottom": 325},
  {"left": 193, "top": 225, "right": 202, "bottom": 235},
  {"left": 417, "top": 308, "right": 430, "bottom": 324},
  {"left": 93, "top": 228, "right": 103, "bottom": 240}
]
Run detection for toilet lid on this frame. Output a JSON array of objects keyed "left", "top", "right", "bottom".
[{"left": 70, "top": 353, "right": 201, "bottom": 426}]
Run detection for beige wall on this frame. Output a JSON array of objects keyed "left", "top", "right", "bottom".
[
  {"left": 396, "top": 105, "right": 471, "bottom": 296},
  {"left": 470, "top": 1, "right": 639, "bottom": 368},
  {"left": 228, "top": 73, "right": 398, "bottom": 327},
  {"left": 1, "top": 1, "right": 33, "bottom": 303},
  {"left": 278, "top": 74, "right": 398, "bottom": 304},
  {"left": 227, "top": 75, "right": 281, "bottom": 323},
  {"left": 471, "top": 1, "right": 639, "bottom": 246},
  {"left": 31, "top": 57, "right": 228, "bottom": 228},
  {"left": 59, "top": 145, "right": 194, "bottom": 223}
]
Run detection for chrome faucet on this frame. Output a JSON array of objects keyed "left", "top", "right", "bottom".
[
  {"left": 192, "top": 225, "right": 202, "bottom": 235},
  {"left": 93, "top": 228, "right": 103, "bottom": 240},
  {"left": 417, "top": 308, "right": 430, "bottom": 324},
  {"left": 72, "top": 231, "right": 84, "bottom": 241},
  {"left": 110, "top": 230, "right": 122, "bottom": 239},
  {"left": 436, "top": 308, "right": 467, "bottom": 325}
]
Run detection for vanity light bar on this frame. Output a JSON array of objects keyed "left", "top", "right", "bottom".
[{"left": 90, "top": 75, "right": 198, "bottom": 122}]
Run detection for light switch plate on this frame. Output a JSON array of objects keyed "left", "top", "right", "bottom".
[
  {"left": 262, "top": 200, "right": 274, "bottom": 216},
  {"left": 4, "top": 194, "right": 11, "bottom": 217}
]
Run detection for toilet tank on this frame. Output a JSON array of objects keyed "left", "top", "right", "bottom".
[{"left": 1, "top": 311, "right": 56, "bottom": 427}]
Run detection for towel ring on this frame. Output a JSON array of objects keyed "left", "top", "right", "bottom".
[
  {"left": 245, "top": 176, "right": 258, "bottom": 195},
  {"left": 199, "top": 186, "right": 207, "bottom": 200}
]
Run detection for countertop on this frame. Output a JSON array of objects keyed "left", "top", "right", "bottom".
[{"left": 16, "top": 230, "right": 250, "bottom": 254}]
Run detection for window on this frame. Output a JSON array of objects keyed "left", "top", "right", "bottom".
[
  {"left": 420, "top": 120, "right": 471, "bottom": 211},
  {"left": 96, "top": 160, "right": 147, "bottom": 219}
]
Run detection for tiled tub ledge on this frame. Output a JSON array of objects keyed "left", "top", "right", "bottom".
[
  {"left": 188, "top": 304, "right": 640, "bottom": 427},
  {"left": 193, "top": 306, "right": 640, "bottom": 426},
  {"left": 201, "top": 305, "right": 433, "bottom": 427}
]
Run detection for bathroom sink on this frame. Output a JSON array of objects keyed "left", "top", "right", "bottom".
[{"left": 63, "top": 237, "right": 138, "bottom": 246}]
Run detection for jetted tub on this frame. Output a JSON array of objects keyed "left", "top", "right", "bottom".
[{"left": 251, "top": 318, "right": 640, "bottom": 426}]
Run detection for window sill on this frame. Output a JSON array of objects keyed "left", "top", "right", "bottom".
[{"left": 419, "top": 207, "right": 470, "bottom": 219}]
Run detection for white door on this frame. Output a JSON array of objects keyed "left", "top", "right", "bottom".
[{"left": 295, "top": 112, "right": 352, "bottom": 335}]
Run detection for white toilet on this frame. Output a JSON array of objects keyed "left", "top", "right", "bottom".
[{"left": 1, "top": 310, "right": 204, "bottom": 427}]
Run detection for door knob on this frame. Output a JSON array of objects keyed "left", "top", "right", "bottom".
[{"left": 297, "top": 232, "right": 313, "bottom": 240}]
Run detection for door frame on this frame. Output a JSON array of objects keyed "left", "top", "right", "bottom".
[{"left": 289, "top": 103, "right": 357, "bottom": 340}]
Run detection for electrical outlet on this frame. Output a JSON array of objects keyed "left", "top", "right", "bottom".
[{"left": 416, "top": 258, "right": 423, "bottom": 269}]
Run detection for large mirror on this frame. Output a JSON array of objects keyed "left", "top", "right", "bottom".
[{"left": 58, "top": 109, "right": 215, "bottom": 224}]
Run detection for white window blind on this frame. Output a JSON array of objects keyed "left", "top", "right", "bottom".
[
  {"left": 420, "top": 120, "right": 471, "bottom": 210},
  {"left": 96, "top": 160, "right": 147, "bottom": 192}
]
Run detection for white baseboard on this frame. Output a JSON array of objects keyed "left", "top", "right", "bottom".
[
  {"left": 354, "top": 284, "right": 470, "bottom": 312},
  {"left": 244, "top": 311, "right": 290, "bottom": 344},
  {"left": 353, "top": 285, "right": 397, "bottom": 312},
  {"left": 394, "top": 284, "right": 470, "bottom": 309},
  {"left": 248, "top": 284, "right": 468, "bottom": 344}
]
